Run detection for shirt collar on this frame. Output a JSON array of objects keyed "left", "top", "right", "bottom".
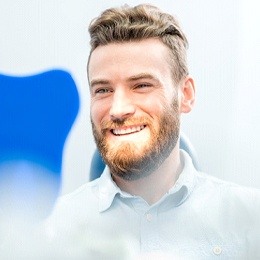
[
  {"left": 170, "top": 150, "right": 195, "bottom": 191},
  {"left": 98, "top": 167, "right": 121, "bottom": 212},
  {"left": 162, "top": 149, "right": 196, "bottom": 208},
  {"left": 97, "top": 149, "right": 197, "bottom": 212}
]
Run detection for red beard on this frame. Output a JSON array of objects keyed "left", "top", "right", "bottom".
[{"left": 91, "top": 100, "right": 180, "bottom": 181}]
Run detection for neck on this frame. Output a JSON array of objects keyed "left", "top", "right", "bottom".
[{"left": 112, "top": 147, "right": 182, "bottom": 205}]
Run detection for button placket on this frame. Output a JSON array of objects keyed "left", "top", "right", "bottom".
[
  {"left": 213, "top": 245, "right": 222, "bottom": 256},
  {"left": 145, "top": 213, "right": 153, "bottom": 222},
  {"left": 140, "top": 209, "right": 159, "bottom": 252}
]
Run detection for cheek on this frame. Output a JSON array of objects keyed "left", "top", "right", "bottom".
[
  {"left": 141, "top": 96, "right": 169, "bottom": 117},
  {"left": 90, "top": 100, "right": 110, "bottom": 126},
  {"left": 90, "top": 102, "right": 102, "bottom": 125}
]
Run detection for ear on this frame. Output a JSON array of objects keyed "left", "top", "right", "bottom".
[{"left": 179, "top": 76, "right": 195, "bottom": 113}]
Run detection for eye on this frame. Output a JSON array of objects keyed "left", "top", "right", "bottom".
[
  {"left": 134, "top": 83, "right": 153, "bottom": 92},
  {"left": 135, "top": 83, "right": 152, "bottom": 89},
  {"left": 94, "top": 88, "right": 113, "bottom": 94}
]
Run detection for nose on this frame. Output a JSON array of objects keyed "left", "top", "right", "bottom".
[{"left": 109, "top": 89, "right": 136, "bottom": 121}]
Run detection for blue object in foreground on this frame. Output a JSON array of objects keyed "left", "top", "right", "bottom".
[{"left": 0, "top": 69, "right": 79, "bottom": 220}]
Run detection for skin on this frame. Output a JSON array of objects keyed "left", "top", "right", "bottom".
[{"left": 88, "top": 38, "right": 195, "bottom": 204}]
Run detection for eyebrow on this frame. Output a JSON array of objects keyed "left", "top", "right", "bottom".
[
  {"left": 90, "top": 79, "right": 110, "bottom": 88},
  {"left": 90, "top": 73, "right": 160, "bottom": 88},
  {"left": 126, "top": 73, "right": 160, "bottom": 84}
]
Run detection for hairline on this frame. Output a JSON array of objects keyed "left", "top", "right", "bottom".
[{"left": 87, "top": 37, "right": 183, "bottom": 87}]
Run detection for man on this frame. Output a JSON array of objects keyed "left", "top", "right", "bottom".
[{"left": 46, "top": 4, "right": 260, "bottom": 258}]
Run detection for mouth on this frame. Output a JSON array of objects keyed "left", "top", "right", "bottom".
[{"left": 111, "top": 125, "right": 146, "bottom": 136}]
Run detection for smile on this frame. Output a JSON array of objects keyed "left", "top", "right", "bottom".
[{"left": 111, "top": 125, "right": 146, "bottom": 136}]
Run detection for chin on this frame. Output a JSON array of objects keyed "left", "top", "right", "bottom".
[{"left": 103, "top": 142, "right": 160, "bottom": 181}]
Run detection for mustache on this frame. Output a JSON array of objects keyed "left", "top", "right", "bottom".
[{"left": 100, "top": 116, "right": 151, "bottom": 131}]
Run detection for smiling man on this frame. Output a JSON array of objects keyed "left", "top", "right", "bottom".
[
  {"left": 46, "top": 4, "right": 260, "bottom": 258},
  {"left": 89, "top": 38, "right": 193, "bottom": 204}
]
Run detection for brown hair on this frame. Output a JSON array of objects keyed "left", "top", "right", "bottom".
[{"left": 88, "top": 4, "right": 189, "bottom": 84}]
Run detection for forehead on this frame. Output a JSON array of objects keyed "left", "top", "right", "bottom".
[{"left": 88, "top": 38, "right": 172, "bottom": 81}]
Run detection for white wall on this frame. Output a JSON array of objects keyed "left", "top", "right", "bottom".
[{"left": 0, "top": 0, "right": 259, "bottom": 194}]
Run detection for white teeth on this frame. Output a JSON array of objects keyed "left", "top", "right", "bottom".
[{"left": 112, "top": 125, "right": 145, "bottom": 135}]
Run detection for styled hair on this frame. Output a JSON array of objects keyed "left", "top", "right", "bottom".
[{"left": 88, "top": 4, "right": 189, "bottom": 84}]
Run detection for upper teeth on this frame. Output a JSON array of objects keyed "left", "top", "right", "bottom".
[{"left": 112, "top": 125, "right": 145, "bottom": 135}]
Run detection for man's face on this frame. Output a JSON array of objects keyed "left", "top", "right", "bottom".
[{"left": 88, "top": 38, "right": 181, "bottom": 180}]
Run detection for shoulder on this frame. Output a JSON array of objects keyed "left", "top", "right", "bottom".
[
  {"left": 192, "top": 171, "right": 260, "bottom": 215},
  {"left": 44, "top": 179, "right": 100, "bottom": 236},
  {"left": 58, "top": 178, "right": 99, "bottom": 205},
  {"left": 52, "top": 178, "right": 101, "bottom": 218},
  {"left": 195, "top": 171, "right": 260, "bottom": 196}
]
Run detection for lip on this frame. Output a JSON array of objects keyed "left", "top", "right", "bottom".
[{"left": 111, "top": 125, "right": 146, "bottom": 136}]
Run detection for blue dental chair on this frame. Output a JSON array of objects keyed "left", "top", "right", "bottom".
[{"left": 0, "top": 69, "right": 79, "bottom": 220}]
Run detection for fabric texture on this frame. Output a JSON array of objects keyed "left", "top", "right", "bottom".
[{"left": 45, "top": 150, "right": 260, "bottom": 259}]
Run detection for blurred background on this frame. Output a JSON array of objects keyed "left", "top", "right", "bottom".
[{"left": 0, "top": 0, "right": 259, "bottom": 202}]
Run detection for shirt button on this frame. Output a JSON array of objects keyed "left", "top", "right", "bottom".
[
  {"left": 145, "top": 213, "right": 153, "bottom": 222},
  {"left": 213, "top": 246, "right": 222, "bottom": 255}
]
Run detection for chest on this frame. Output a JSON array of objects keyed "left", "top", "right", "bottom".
[{"left": 84, "top": 202, "right": 254, "bottom": 258}]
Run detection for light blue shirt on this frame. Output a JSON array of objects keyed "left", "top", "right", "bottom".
[{"left": 46, "top": 150, "right": 260, "bottom": 259}]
